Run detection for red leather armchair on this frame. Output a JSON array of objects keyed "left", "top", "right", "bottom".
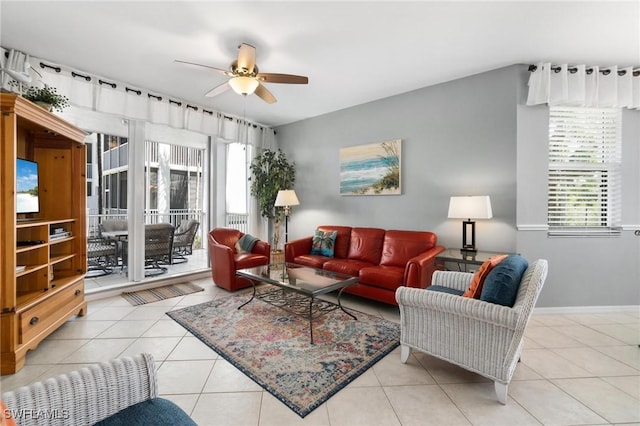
[{"left": 208, "top": 228, "right": 271, "bottom": 291}]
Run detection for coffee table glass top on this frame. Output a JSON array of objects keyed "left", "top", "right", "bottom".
[{"left": 236, "top": 262, "right": 358, "bottom": 296}]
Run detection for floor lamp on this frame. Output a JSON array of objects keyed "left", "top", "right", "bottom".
[
  {"left": 448, "top": 195, "right": 493, "bottom": 253},
  {"left": 274, "top": 189, "right": 300, "bottom": 244}
]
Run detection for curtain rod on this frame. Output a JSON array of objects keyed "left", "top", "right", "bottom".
[{"left": 528, "top": 64, "right": 640, "bottom": 77}]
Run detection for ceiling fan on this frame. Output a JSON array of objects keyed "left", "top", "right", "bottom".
[{"left": 175, "top": 43, "right": 308, "bottom": 104}]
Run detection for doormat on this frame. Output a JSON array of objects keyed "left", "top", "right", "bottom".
[
  {"left": 166, "top": 288, "right": 400, "bottom": 418},
  {"left": 122, "top": 282, "right": 204, "bottom": 306}
]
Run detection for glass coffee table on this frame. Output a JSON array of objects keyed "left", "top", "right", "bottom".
[{"left": 236, "top": 262, "right": 359, "bottom": 344}]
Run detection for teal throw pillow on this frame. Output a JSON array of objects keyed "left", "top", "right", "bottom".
[
  {"left": 480, "top": 255, "right": 529, "bottom": 307},
  {"left": 310, "top": 230, "right": 337, "bottom": 257},
  {"left": 236, "top": 234, "right": 259, "bottom": 254}
]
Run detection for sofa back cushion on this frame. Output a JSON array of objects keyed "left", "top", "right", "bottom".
[
  {"left": 379, "top": 230, "right": 437, "bottom": 267},
  {"left": 347, "top": 227, "right": 385, "bottom": 264},
  {"left": 210, "top": 227, "right": 243, "bottom": 251},
  {"left": 317, "top": 226, "right": 352, "bottom": 258}
]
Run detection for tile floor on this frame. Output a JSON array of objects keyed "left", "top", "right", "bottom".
[{"left": 2, "top": 278, "right": 639, "bottom": 426}]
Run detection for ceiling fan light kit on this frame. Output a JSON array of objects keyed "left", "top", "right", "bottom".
[
  {"left": 176, "top": 43, "right": 308, "bottom": 104},
  {"left": 229, "top": 76, "right": 259, "bottom": 95}
]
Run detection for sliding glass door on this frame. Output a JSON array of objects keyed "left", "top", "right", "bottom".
[{"left": 85, "top": 122, "right": 209, "bottom": 290}]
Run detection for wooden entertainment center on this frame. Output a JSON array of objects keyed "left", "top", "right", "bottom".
[{"left": 1, "top": 93, "right": 88, "bottom": 374}]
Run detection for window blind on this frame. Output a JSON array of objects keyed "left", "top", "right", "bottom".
[{"left": 547, "top": 107, "right": 621, "bottom": 236}]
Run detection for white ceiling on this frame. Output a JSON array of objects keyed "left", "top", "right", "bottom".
[{"left": 1, "top": 1, "right": 638, "bottom": 127}]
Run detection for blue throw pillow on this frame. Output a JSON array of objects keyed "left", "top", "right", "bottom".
[
  {"left": 480, "top": 255, "right": 529, "bottom": 307},
  {"left": 310, "top": 230, "right": 337, "bottom": 257}
]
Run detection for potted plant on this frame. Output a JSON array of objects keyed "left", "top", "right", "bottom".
[
  {"left": 23, "top": 84, "right": 69, "bottom": 112},
  {"left": 249, "top": 149, "right": 296, "bottom": 251}
]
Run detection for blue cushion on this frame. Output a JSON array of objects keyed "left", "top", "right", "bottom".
[
  {"left": 427, "top": 285, "right": 464, "bottom": 296},
  {"left": 310, "top": 230, "right": 337, "bottom": 257},
  {"left": 95, "top": 397, "right": 196, "bottom": 425},
  {"left": 480, "top": 255, "right": 529, "bottom": 307}
]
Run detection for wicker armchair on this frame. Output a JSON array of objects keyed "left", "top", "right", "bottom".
[
  {"left": 395, "top": 259, "right": 548, "bottom": 404},
  {"left": 1, "top": 353, "right": 195, "bottom": 425}
]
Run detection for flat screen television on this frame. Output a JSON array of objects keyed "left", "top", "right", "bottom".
[{"left": 16, "top": 158, "right": 40, "bottom": 215}]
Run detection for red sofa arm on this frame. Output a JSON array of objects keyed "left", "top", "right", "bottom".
[
  {"left": 285, "top": 237, "right": 313, "bottom": 262},
  {"left": 253, "top": 240, "right": 271, "bottom": 259},
  {"left": 403, "top": 245, "right": 446, "bottom": 288}
]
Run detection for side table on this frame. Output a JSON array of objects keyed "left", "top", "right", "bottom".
[{"left": 436, "top": 248, "right": 513, "bottom": 272}]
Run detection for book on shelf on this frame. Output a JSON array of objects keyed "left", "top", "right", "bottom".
[
  {"left": 16, "top": 265, "right": 26, "bottom": 273},
  {"left": 50, "top": 231, "right": 71, "bottom": 240}
]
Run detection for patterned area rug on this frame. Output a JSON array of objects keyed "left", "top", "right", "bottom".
[
  {"left": 122, "top": 282, "right": 204, "bottom": 306},
  {"left": 166, "top": 288, "right": 400, "bottom": 417}
]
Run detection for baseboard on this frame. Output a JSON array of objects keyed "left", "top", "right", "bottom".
[
  {"left": 534, "top": 305, "right": 640, "bottom": 315},
  {"left": 86, "top": 270, "right": 210, "bottom": 301}
]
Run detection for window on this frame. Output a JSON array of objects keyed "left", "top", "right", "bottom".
[
  {"left": 547, "top": 106, "right": 621, "bottom": 235},
  {"left": 226, "top": 142, "right": 250, "bottom": 214}
]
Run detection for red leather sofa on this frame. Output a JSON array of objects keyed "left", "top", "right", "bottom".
[
  {"left": 208, "top": 228, "right": 271, "bottom": 291},
  {"left": 285, "top": 226, "right": 445, "bottom": 305}
]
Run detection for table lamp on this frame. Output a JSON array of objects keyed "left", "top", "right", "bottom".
[
  {"left": 448, "top": 195, "right": 492, "bottom": 253},
  {"left": 274, "top": 189, "right": 300, "bottom": 243}
]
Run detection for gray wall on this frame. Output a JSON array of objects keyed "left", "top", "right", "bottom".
[
  {"left": 276, "top": 65, "right": 640, "bottom": 308},
  {"left": 516, "top": 85, "right": 640, "bottom": 308}
]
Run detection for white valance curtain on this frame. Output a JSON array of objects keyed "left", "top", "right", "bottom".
[
  {"left": 527, "top": 63, "right": 640, "bottom": 110},
  {"left": 0, "top": 47, "right": 277, "bottom": 145},
  {"left": 217, "top": 115, "right": 277, "bottom": 152}
]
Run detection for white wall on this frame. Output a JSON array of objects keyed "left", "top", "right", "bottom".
[{"left": 276, "top": 65, "right": 640, "bottom": 308}]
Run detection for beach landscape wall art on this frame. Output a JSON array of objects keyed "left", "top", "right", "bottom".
[{"left": 340, "top": 139, "right": 401, "bottom": 196}]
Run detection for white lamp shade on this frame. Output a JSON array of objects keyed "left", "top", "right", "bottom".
[
  {"left": 274, "top": 190, "right": 300, "bottom": 207},
  {"left": 228, "top": 76, "right": 259, "bottom": 95},
  {"left": 448, "top": 196, "right": 493, "bottom": 219}
]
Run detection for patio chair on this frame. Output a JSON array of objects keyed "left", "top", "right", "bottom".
[
  {"left": 172, "top": 219, "right": 200, "bottom": 264},
  {"left": 395, "top": 258, "right": 548, "bottom": 404},
  {"left": 86, "top": 236, "right": 118, "bottom": 276},
  {"left": 99, "top": 219, "right": 128, "bottom": 237},
  {"left": 98, "top": 219, "right": 129, "bottom": 268},
  {"left": 143, "top": 223, "right": 175, "bottom": 276}
]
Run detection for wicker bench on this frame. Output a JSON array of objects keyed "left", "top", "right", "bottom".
[{"left": 1, "top": 353, "right": 195, "bottom": 426}]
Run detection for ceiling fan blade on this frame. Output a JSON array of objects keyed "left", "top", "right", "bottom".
[
  {"left": 254, "top": 83, "right": 276, "bottom": 104},
  {"left": 174, "top": 60, "right": 231, "bottom": 76},
  {"left": 205, "top": 81, "right": 231, "bottom": 97},
  {"left": 237, "top": 43, "right": 256, "bottom": 73},
  {"left": 256, "top": 73, "right": 308, "bottom": 84}
]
